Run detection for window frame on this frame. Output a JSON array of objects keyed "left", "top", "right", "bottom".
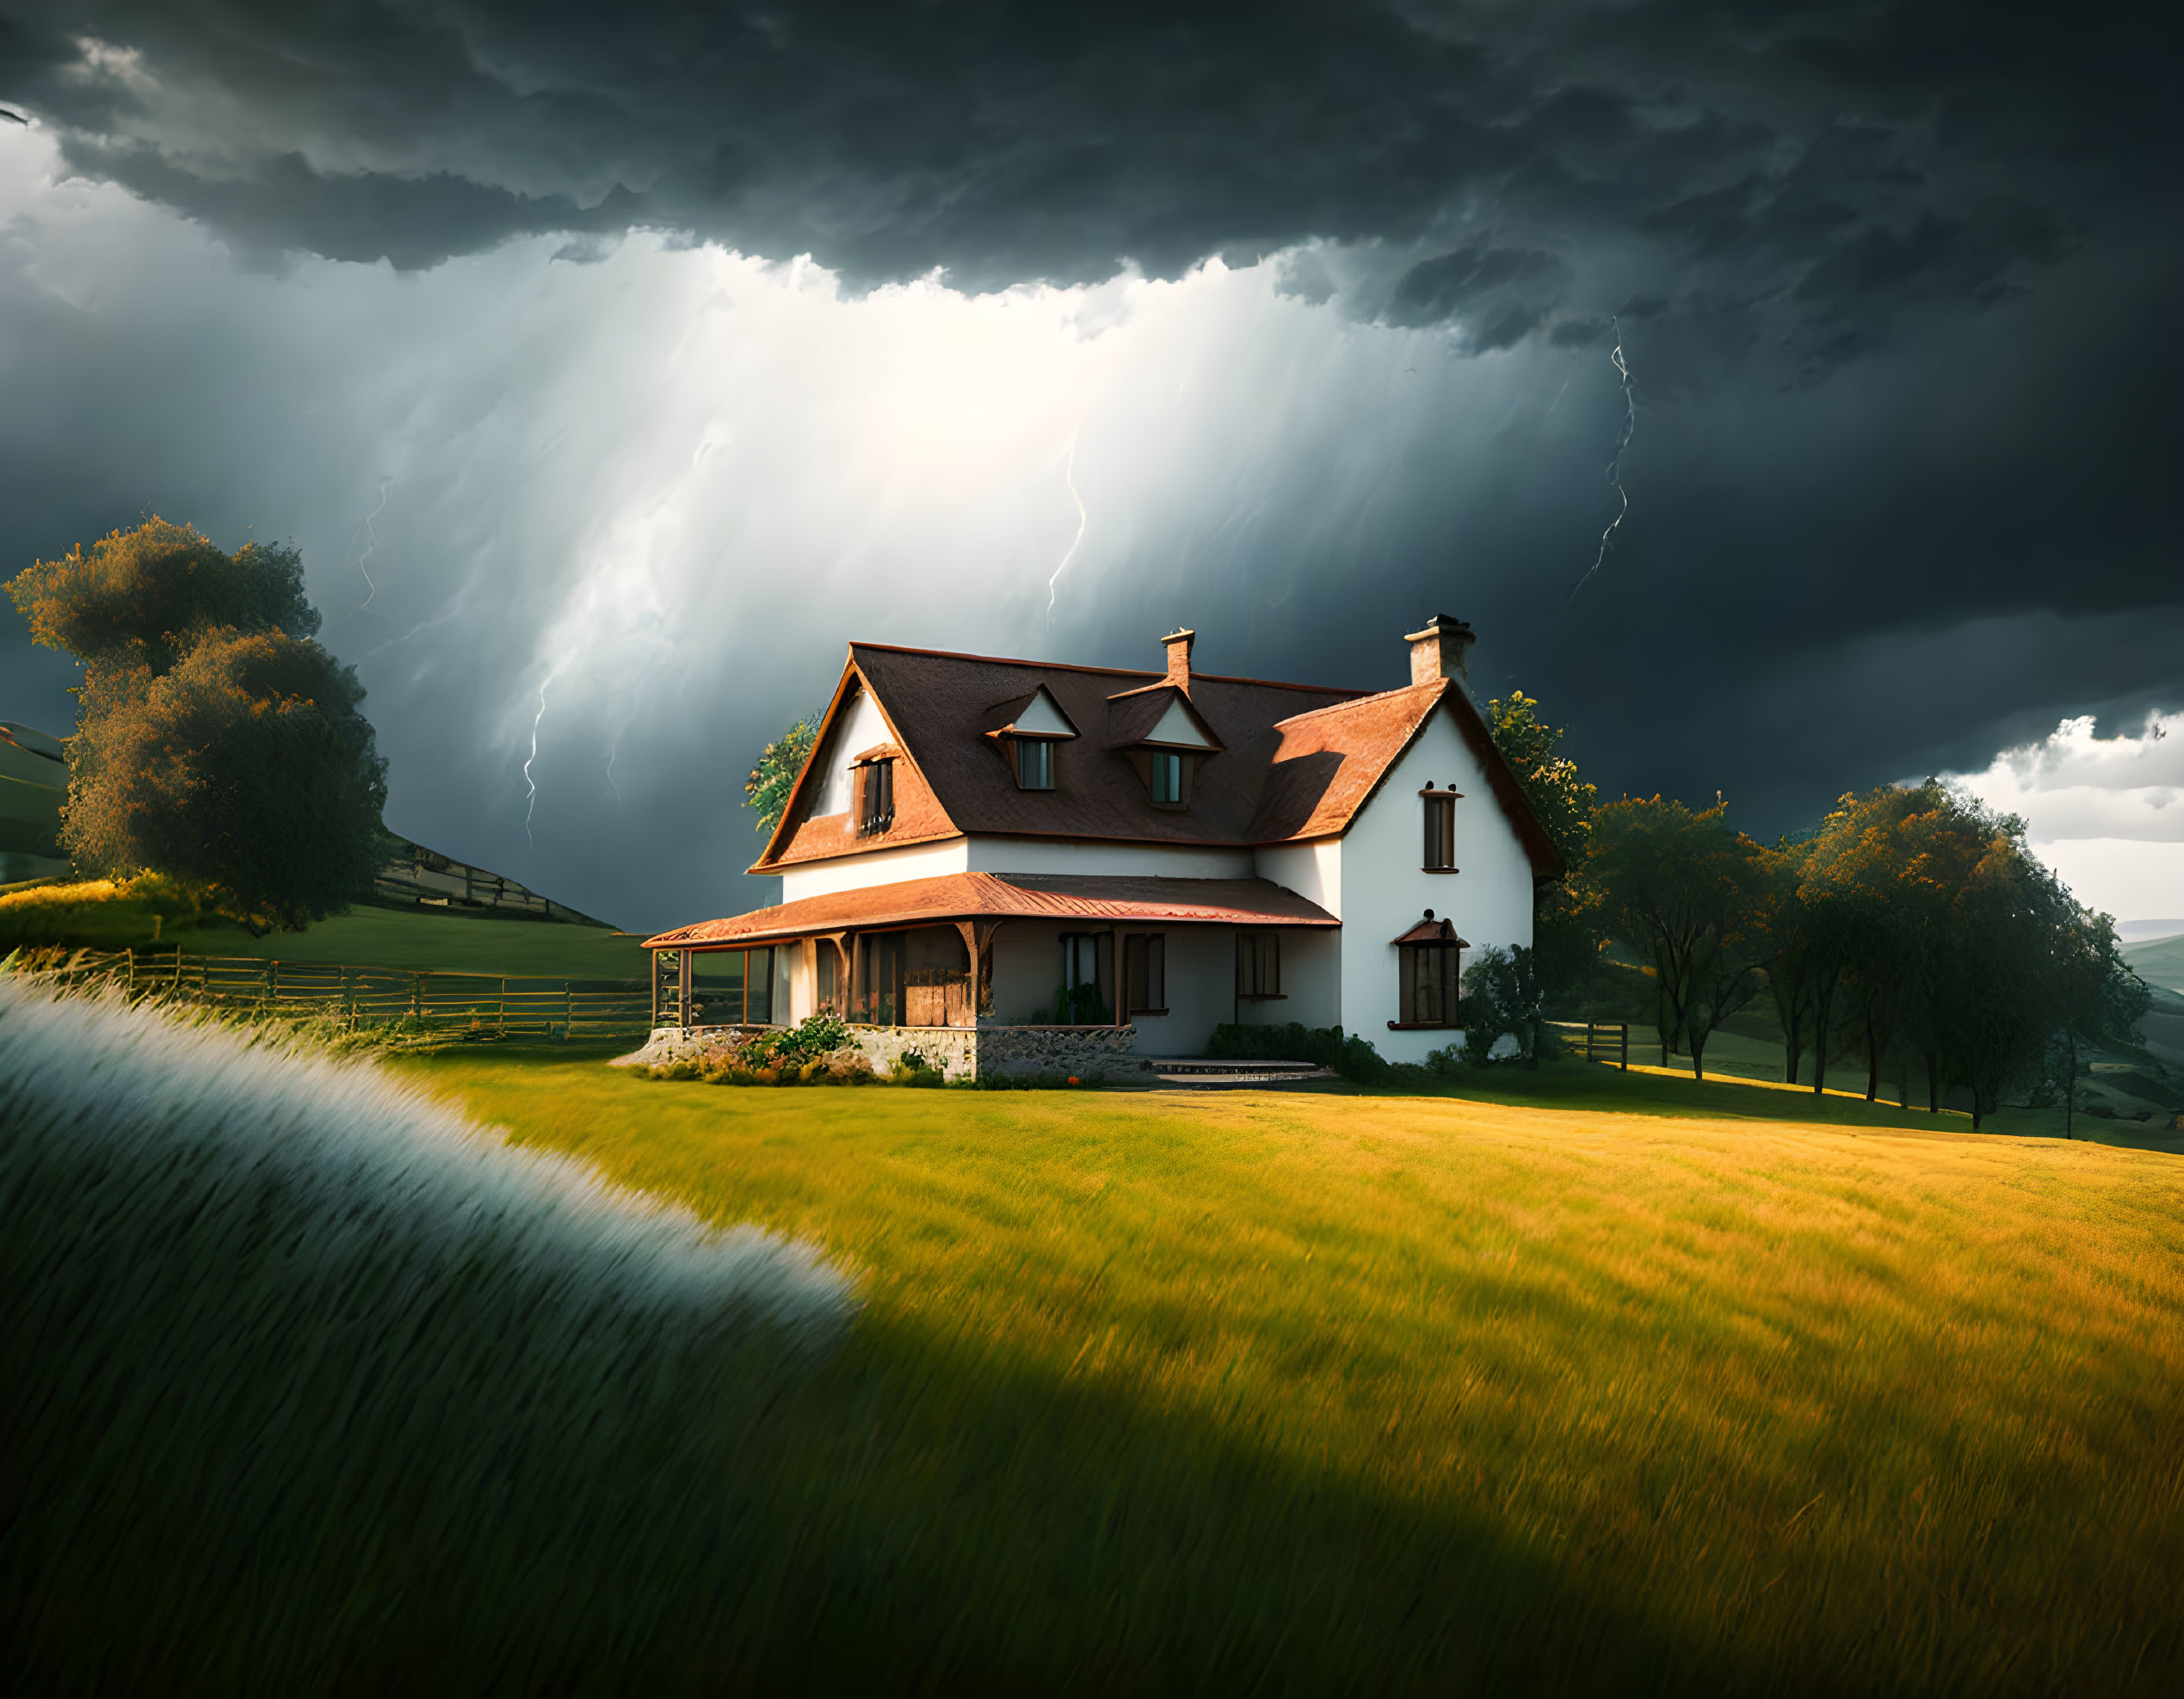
[
  {"left": 1057, "top": 931, "right": 1114, "bottom": 1025},
  {"left": 854, "top": 757, "right": 896, "bottom": 836},
  {"left": 1420, "top": 785, "right": 1462, "bottom": 872},
  {"left": 1235, "top": 929, "right": 1282, "bottom": 999},
  {"left": 1124, "top": 931, "right": 1167, "bottom": 1016},
  {"left": 1012, "top": 736, "right": 1057, "bottom": 791},
  {"left": 1149, "top": 748, "right": 1188, "bottom": 806}
]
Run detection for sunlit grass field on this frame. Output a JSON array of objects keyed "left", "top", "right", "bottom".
[{"left": 391, "top": 1051, "right": 2184, "bottom": 1694}]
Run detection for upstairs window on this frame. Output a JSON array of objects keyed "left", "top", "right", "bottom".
[
  {"left": 1236, "top": 930, "right": 1281, "bottom": 998},
  {"left": 855, "top": 757, "right": 895, "bottom": 836},
  {"left": 1422, "top": 786, "right": 1459, "bottom": 870},
  {"left": 1013, "top": 738, "right": 1056, "bottom": 790},
  {"left": 1150, "top": 749, "right": 1188, "bottom": 806}
]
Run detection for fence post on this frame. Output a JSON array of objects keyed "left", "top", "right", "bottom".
[
  {"left": 565, "top": 981, "right": 573, "bottom": 1041},
  {"left": 412, "top": 973, "right": 423, "bottom": 1020},
  {"left": 1620, "top": 1023, "right": 1629, "bottom": 1071}
]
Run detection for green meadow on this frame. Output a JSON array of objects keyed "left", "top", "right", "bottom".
[
  {"left": 0, "top": 879, "right": 650, "bottom": 977},
  {"left": 376, "top": 1051, "right": 2184, "bottom": 1694}
]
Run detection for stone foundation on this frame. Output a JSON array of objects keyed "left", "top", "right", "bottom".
[
  {"left": 973, "top": 1023, "right": 1151, "bottom": 1081},
  {"left": 611, "top": 1022, "right": 1153, "bottom": 1083}
]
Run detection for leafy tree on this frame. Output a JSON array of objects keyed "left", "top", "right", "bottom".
[
  {"left": 745, "top": 708, "right": 825, "bottom": 837},
  {"left": 9, "top": 518, "right": 317, "bottom": 676},
  {"left": 1484, "top": 689, "right": 1600, "bottom": 1010},
  {"left": 1459, "top": 944, "right": 1545, "bottom": 1066},
  {"left": 6, "top": 520, "right": 386, "bottom": 933},
  {"left": 1586, "top": 795, "right": 1765, "bottom": 1078},
  {"left": 1750, "top": 836, "right": 1827, "bottom": 1088}
]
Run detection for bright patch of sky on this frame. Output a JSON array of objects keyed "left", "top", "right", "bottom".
[{"left": 1945, "top": 711, "right": 2183, "bottom": 924}]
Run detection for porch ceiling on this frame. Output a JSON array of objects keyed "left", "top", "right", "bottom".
[{"left": 644, "top": 871, "right": 1340, "bottom": 950}]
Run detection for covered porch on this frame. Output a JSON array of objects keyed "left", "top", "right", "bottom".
[{"left": 642, "top": 871, "right": 1342, "bottom": 1054}]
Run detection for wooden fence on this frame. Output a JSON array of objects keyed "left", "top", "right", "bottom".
[
  {"left": 1545, "top": 1019, "right": 1630, "bottom": 1070},
  {"left": 30, "top": 947, "right": 651, "bottom": 1041}
]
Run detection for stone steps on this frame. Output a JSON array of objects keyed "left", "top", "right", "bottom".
[{"left": 1132, "top": 1058, "right": 1339, "bottom": 1089}]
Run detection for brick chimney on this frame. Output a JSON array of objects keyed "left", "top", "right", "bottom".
[
  {"left": 1163, "top": 627, "right": 1196, "bottom": 691},
  {"left": 1404, "top": 614, "right": 1475, "bottom": 686}
]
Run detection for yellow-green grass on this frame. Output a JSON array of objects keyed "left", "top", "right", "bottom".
[
  {"left": 395, "top": 1052, "right": 2184, "bottom": 1693},
  {"left": 0, "top": 880, "right": 649, "bottom": 977}
]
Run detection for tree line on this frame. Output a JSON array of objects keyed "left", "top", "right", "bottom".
[{"left": 1485, "top": 694, "right": 2150, "bottom": 1128}]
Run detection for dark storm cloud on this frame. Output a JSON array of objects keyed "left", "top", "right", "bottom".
[
  {"left": 0, "top": 3, "right": 2146, "bottom": 334},
  {"left": 0, "top": 1, "right": 2180, "bottom": 924}
]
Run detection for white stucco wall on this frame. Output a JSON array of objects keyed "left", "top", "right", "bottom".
[
  {"left": 970, "top": 837, "right": 1254, "bottom": 879},
  {"left": 809, "top": 686, "right": 891, "bottom": 818},
  {"left": 1252, "top": 838, "right": 1342, "bottom": 916},
  {"left": 1336, "top": 703, "right": 1534, "bottom": 1062},
  {"left": 778, "top": 837, "right": 970, "bottom": 901}
]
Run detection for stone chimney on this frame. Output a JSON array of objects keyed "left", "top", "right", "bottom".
[
  {"left": 1405, "top": 614, "right": 1475, "bottom": 686},
  {"left": 1163, "top": 627, "right": 1196, "bottom": 691}
]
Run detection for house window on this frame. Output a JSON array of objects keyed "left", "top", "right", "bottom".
[
  {"left": 1236, "top": 930, "right": 1281, "bottom": 998},
  {"left": 1014, "top": 738, "right": 1055, "bottom": 790},
  {"left": 1423, "top": 791, "right": 1457, "bottom": 870},
  {"left": 1150, "top": 750, "right": 1187, "bottom": 806},
  {"left": 856, "top": 758, "right": 895, "bottom": 835},
  {"left": 1124, "top": 933, "right": 1166, "bottom": 1015},
  {"left": 1057, "top": 932, "right": 1113, "bottom": 1024},
  {"left": 688, "top": 947, "right": 775, "bottom": 1026},
  {"left": 1397, "top": 942, "right": 1460, "bottom": 1028}
]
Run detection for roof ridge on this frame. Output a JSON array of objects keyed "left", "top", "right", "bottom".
[
  {"left": 1273, "top": 678, "right": 1443, "bottom": 728},
  {"left": 851, "top": 640, "right": 1366, "bottom": 697}
]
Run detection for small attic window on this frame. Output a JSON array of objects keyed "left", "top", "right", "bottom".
[
  {"left": 1150, "top": 750, "right": 1188, "bottom": 806},
  {"left": 854, "top": 756, "right": 895, "bottom": 835},
  {"left": 1014, "top": 738, "right": 1056, "bottom": 790}
]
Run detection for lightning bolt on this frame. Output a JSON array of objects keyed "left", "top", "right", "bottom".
[
  {"left": 1564, "top": 317, "right": 1636, "bottom": 610},
  {"left": 1045, "top": 428, "right": 1089, "bottom": 627},
  {"left": 605, "top": 740, "right": 622, "bottom": 805},
  {"left": 345, "top": 478, "right": 392, "bottom": 620},
  {"left": 523, "top": 675, "right": 552, "bottom": 848}
]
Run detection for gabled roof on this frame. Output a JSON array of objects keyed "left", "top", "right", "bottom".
[
  {"left": 750, "top": 640, "right": 1563, "bottom": 878},
  {"left": 645, "top": 872, "right": 1340, "bottom": 949}
]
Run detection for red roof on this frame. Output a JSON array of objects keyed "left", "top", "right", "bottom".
[
  {"left": 644, "top": 872, "right": 1340, "bottom": 950},
  {"left": 751, "top": 640, "right": 1563, "bottom": 880}
]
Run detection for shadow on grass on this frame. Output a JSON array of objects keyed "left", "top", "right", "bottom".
[{"left": 3, "top": 1301, "right": 1737, "bottom": 1698}]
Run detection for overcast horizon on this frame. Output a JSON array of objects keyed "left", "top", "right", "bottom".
[{"left": 2, "top": 3, "right": 2177, "bottom": 931}]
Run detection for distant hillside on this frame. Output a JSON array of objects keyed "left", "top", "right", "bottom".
[
  {"left": 2125, "top": 934, "right": 2184, "bottom": 996},
  {"left": 0, "top": 723, "right": 69, "bottom": 884}
]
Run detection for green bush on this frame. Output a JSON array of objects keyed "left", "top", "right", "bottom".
[
  {"left": 890, "top": 1048, "right": 946, "bottom": 1086},
  {"left": 1459, "top": 946, "right": 1544, "bottom": 1067},
  {"left": 1206, "top": 1022, "right": 1389, "bottom": 1084}
]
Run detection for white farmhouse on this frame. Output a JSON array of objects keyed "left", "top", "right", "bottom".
[{"left": 644, "top": 615, "right": 1559, "bottom": 1076}]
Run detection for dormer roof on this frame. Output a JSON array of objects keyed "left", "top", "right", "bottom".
[{"left": 750, "top": 639, "right": 1563, "bottom": 877}]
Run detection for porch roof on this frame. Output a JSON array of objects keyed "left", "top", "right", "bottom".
[{"left": 643, "top": 871, "right": 1341, "bottom": 950}]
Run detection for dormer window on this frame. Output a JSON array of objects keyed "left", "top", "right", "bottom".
[
  {"left": 1422, "top": 784, "right": 1462, "bottom": 870},
  {"left": 984, "top": 685, "right": 1078, "bottom": 791},
  {"left": 854, "top": 756, "right": 895, "bottom": 835},
  {"left": 1013, "top": 738, "right": 1056, "bottom": 790},
  {"left": 1106, "top": 673, "right": 1221, "bottom": 812}
]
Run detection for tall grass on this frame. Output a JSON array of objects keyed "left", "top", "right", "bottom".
[{"left": 0, "top": 979, "right": 851, "bottom": 1694}]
